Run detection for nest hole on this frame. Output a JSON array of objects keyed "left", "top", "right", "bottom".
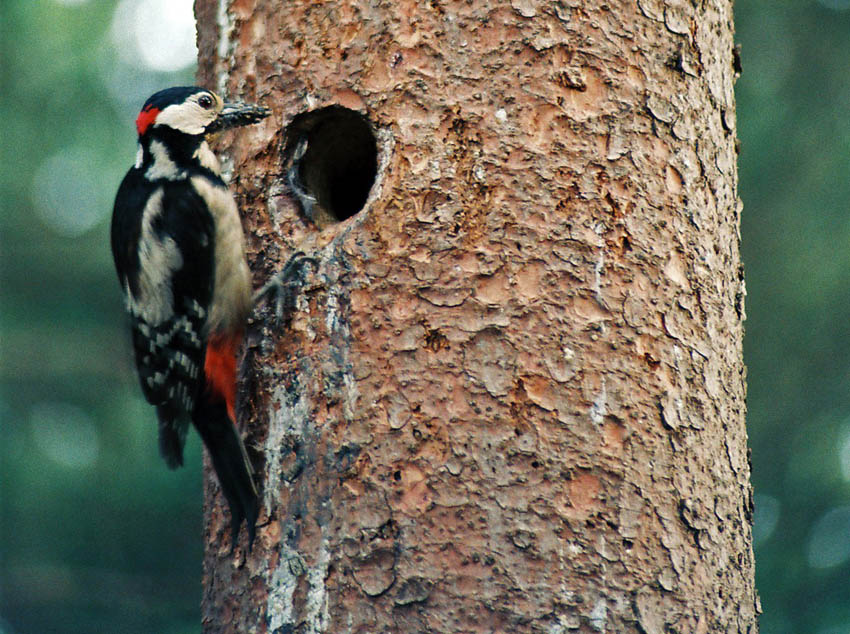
[{"left": 284, "top": 105, "right": 378, "bottom": 226}]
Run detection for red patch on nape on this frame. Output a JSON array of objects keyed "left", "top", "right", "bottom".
[
  {"left": 135, "top": 105, "right": 160, "bottom": 137},
  {"left": 204, "top": 332, "right": 243, "bottom": 423}
]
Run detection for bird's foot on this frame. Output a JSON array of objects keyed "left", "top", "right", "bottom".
[{"left": 254, "top": 251, "right": 318, "bottom": 327}]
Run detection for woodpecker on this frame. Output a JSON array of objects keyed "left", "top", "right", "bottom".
[{"left": 111, "top": 86, "right": 271, "bottom": 549}]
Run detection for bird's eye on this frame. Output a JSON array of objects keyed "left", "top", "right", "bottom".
[{"left": 198, "top": 95, "right": 214, "bottom": 109}]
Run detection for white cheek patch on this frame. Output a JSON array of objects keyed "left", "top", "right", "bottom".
[{"left": 155, "top": 102, "right": 217, "bottom": 136}]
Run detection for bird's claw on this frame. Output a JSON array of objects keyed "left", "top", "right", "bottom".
[{"left": 254, "top": 251, "right": 318, "bottom": 327}]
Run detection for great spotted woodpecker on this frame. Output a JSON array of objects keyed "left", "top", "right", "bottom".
[{"left": 111, "top": 86, "right": 272, "bottom": 549}]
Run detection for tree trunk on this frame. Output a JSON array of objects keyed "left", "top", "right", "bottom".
[{"left": 195, "top": 0, "right": 757, "bottom": 632}]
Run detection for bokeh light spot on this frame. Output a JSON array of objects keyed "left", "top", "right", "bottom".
[
  {"left": 30, "top": 402, "right": 100, "bottom": 469},
  {"left": 838, "top": 423, "right": 850, "bottom": 480},
  {"left": 806, "top": 505, "right": 850, "bottom": 569},
  {"left": 753, "top": 493, "right": 780, "bottom": 546},
  {"left": 32, "top": 147, "right": 110, "bottom": 237},
  {"left": 111, "top": 0, "right": 197, "bottom": 72},
  {"left": 818, "top": 0, "right": 850, "bottom": 10}
]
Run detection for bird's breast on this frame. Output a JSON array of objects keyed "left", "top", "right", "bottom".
[{"left": 190, "top": 175, "right": 251, "bottom": 334}]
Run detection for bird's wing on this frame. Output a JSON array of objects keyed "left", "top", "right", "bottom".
[{"left": 111, "top": 170, "right": 215, "bottom": 466}]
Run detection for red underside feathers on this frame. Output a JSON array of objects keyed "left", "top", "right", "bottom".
[
  {"left": 136, "top": 106, "right": 160, "bottom": 136},
  {"left": 204, "top": 332, "right": 243, "bottom": 422}
]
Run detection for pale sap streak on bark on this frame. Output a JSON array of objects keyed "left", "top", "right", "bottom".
[
  {"left": 265, "top": 538, "right": 331, "bottom": 633},
  {"left": 264, "top": 384, "right": 308, "bottom": 512},
  {"left": 590, "top": 376, "right": 607, "bottom": 426},
  {"left": 304, "top": 541, "right": 331, "bottom": 631},
  {"left": 216, "top": 0, "right": 236, "bottom": 95},
  {"left": 266, "top": 544, "right": 300, "bottom": 631},
  {"left": 593, "top": 250, "right": 605, "bottom": 306}
]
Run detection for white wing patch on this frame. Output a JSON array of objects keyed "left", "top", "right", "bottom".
[{"left": 126, "top": 188, "right": 184, "bottom": 324}]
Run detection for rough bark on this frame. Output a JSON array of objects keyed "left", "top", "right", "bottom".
[{"left": 195, "top": 0, "right": 757, "bottom": 632}]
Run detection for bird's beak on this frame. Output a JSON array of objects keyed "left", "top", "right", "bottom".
[{"left": 205, "top": 102, "right": 270, "bottom": 134}]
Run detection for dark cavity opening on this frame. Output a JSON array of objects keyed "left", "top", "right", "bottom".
[{"left": 283, "top": 105, "right": 378, "bottom": 227}]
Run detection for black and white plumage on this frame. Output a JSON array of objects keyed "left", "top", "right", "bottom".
[{"left": 111, "top": 87, "right": 269, "bottom": 549}]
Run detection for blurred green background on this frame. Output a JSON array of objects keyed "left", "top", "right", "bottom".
[
  {"left": 0, "top": 0, "right": 847, "bottom": 632},
  {"left": 2, "top": 1, "right": 202, "bottom": 632}
]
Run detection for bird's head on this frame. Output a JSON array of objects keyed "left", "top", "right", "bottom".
[{"left": 135, "top": 87, "right": 270, "bottom": 138}]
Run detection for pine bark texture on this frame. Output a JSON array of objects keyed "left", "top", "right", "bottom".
[{"left": 195, "top": 0, "right": 756, "bottom": 632}]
